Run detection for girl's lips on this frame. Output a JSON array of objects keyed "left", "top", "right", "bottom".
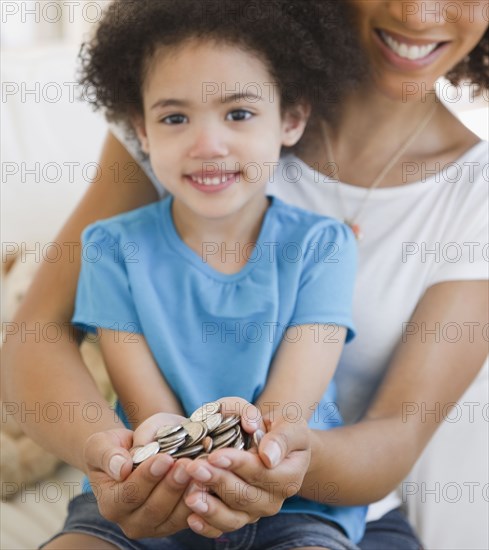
[
  {"left": 185, "top": 173, "right": 240, "bottom": 194},
  {"left": 373, "top": 28, "right": 450, "bottom": 70}
]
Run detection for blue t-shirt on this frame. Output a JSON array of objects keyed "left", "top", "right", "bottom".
[{"left": 73, "top": 195, "right": 366, "bottom": 541}]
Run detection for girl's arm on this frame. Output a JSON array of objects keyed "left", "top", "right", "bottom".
[
  {"left": 255, "top": 325, "right": 346, "bottom": 424},
  {"left": 256, "top": 220, "right": 355, "bottom": 426},
  {"left": 98, "top": 328, "right": 184, "bottom": 427}
]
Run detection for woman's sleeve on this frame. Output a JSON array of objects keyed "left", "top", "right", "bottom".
[
  {"left": 288, "top": 221, "right": 357, "bottom": 342},
  {"left": 429, "top": 175, "right": 488, "bottom": 285},
  {"left": 108, "top": 121, "right": 167, "bottom": 199},
  {"left": 72, "top": 224, "right": 143, "bottom": 334}
]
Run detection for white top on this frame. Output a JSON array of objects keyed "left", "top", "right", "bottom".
[
  {"left": 274, "top": 147, "right": 489, "bottom": 423},
  {"left": 112, "top": 124, "right": 489, "bottom": 521}
]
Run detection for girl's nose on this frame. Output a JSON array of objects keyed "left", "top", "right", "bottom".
[
  {"left": 188, "top": 126, "right": 229, "bottom": 159},
  {"left": 388, "top": 1, "right": 447, "bottom": 30}
]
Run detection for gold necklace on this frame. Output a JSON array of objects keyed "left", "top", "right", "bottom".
[{"left": 323, "top": 103, "right": 437, "bottom": 241}]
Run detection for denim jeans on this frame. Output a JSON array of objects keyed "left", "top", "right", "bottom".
[
  {"left": 40, "top": 493, "right": 359, "bottom": 550},
  {"left": 358, "top": 508, "right": 423, "bottom": 550}
]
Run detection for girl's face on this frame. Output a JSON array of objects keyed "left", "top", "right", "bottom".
[
  {"left": 134, "top": 40, "right": 307, "bottom": 222},
  {"left": 349, "top": 0, "right": 488, "bottom": 100}
]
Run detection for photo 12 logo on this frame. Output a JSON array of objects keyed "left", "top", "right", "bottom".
[{"left": 401, "top": 1, "right": 489, "bottom": 23}]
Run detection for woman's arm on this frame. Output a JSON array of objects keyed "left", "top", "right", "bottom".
[
  {"left": 98, "top": 328, "right": 184, "bottom": 426},
  {"left": 202, "top": 279, "right": 487, "bottom": 510},
  {"left": 256, "top": 325, "right": 346, "bottom": 423},
  {"left": 1, "top": 132, "right": 159, "bottom": 470},
  {"left": 302, "top": 279, "right": 488, "bottom": 504}
]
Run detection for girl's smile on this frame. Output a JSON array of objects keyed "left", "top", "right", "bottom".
[{"left": 185, "top": 171, "right": 241, "bottom": 194}]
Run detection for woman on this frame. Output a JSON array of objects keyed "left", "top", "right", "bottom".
[{"left": 3, "top": 1, "right": 488, "bottom": 549}]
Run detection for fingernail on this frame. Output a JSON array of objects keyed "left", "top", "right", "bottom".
[
  {"left": 211, "top": 456, "right": 231, "bottom": 468},
  {"left": 247, "top": 417, "right": 260, "bottom": 429},
  {"left": 193, "top": 466, "right": 212, "bottom": 481},
  {"left": 188, "top": 497, "right": 208, "bottom": 514},
  {"left": 188, "top": 518, "right": 204, "bottom": 532},
  {"left": 150, "top": 457, "right": 170, "bottom": 477},
  {"left": 262, "top": 441, "right": 281, "bottom": 468},
  {"left": 109, "top": 455, "right": 126, "bottom": 479},
  {"left": 173, "top": 465, "right": 190, "bottom": 485},
  {"left": 186, "top": 482, "right": 200, "bottom": 496}
]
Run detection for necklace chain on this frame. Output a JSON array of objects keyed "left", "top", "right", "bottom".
[{"left": 323, "top": 103, "right": 438, "bottom": 240}]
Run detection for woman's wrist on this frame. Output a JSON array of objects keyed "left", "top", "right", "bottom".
[
  {"left": 299, "top": 428, "right": 328, "bottom": 497},
  {"left": 308, "top": 428, "right": 323, "bottom": 469}
]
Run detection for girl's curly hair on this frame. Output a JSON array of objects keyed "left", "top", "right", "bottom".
[{"left": 78, "top": 0, "right": 365, "bottom": 135}]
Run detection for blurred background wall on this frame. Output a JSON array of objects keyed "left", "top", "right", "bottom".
[
  {"left": 1, "top": 0, "right": 101, "bottom": 48},
  {"left": 1, "top": 1, "right": 108, "bottom": 245}
]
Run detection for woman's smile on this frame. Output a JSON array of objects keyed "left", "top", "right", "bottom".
[
  {"left": 349, "top": 0, "right": 488, "bottom": 99},
  {"left": 374, "top": 28, "right": 451, "bottom": 69}
]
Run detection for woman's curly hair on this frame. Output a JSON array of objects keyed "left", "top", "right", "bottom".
[
  {"left": 446, "top": 30, "right": 489, "bottom": 91},
  {"left": 78, "top": 0, "right": 365, "bottom": 135}
]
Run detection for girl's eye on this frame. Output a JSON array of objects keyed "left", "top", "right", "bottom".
[
  {"left": 160, "top": 114, "right": 188, "bottom": 125},
  {"left": 226, "top": 110, "right": 253, "bottom": 122}
]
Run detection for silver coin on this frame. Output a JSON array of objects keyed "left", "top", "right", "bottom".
[
  {"left": 158, "top": 438, "right": 187, "bottom": 451},
  {"left": 160, "top": 445, "right": 181, "bottom": 455},
  {"left": 129, "top": 445, "right": 144, "bottom": 457},
  {"left": 130, "top": 445, "right": 145, "bottom": 469},
  {"left": 212, "top": 426, "right": 239, "bottom": 449},
  {"left": 213, "top": 440, "right": 237, "bottom": 451},
  {"left": 212, "top": 414, "right": 240, "bottom": 435},
  {"left": 203, "top": 413, "right": 222, "bottom": 433},
  {"left": 173, "top": 444, "right": 204, "bottom": 458},
  {"left": 182, "top": 421, "right": 207, "bottom": 446},
  {"left": 190, "top": 401, "right": 221, "bottom": 422},
  {"left": 155, "top": 424, "right": 185, "bottom": 439},
  {"left": 132, "top": 441, "right": 160, "bottom": 464},
  {"left": 158, "top": 430, "right": 188, "bottom": 445},
  {"left": 159, "top": 438, "right": 186, "bottom": 452},
  {"left": 150, "top": 403, "right": 259, "bottom": 460}
]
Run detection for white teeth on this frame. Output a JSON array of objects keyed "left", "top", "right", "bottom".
[
  {"left": 398, "top": 43, "right": 409, "bottom": 58},
  {"left": 204, "top": 177, "right": 221, "bottom": 185},
  {"left": 189, "top": 174, "right": 234, "bottom": 186},
  {"left": 381, "top": 31, "right": 438, "bottom": 60}
]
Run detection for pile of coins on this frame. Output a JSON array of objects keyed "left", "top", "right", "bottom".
[{"left": 131, "top": 401, "right": 248, "bottom": 467}]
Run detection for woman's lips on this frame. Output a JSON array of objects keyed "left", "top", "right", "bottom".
[{"left": 374, "top": 28, "right": 450, "bottom": 69}]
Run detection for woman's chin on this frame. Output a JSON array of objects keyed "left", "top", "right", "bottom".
[{"left": 372, "top": 72, "right": 438, "bottom": 103}]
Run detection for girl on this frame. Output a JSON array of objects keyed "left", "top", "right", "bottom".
[{"left": 36, "top": 0, "right": 366, "bottom": 548}]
